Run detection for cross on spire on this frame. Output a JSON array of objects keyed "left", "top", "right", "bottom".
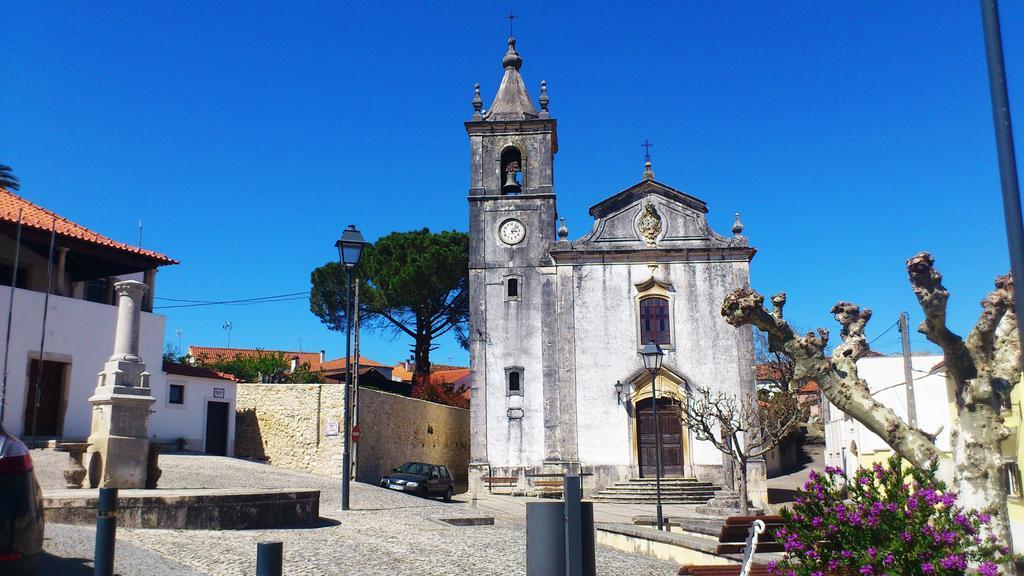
[
  {"left": 507, "top": 12, "right": 517, "bottom": 37},
  {"left": 642, "top": 139, "right": 653, "bottom": 163}
]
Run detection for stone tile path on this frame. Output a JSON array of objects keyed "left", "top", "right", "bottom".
[{"left": 35, "top": 450, "right": 680, "bottom": 575}]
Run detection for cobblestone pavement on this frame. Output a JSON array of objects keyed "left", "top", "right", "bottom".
[{"left": 36, "top": 451, "right": 679, "bottom": 575}]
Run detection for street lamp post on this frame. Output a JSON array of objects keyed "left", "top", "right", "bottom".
[
  {"left": 640, "top": 341, "right": 666, "bottom": 531},
  {"left": 336, "top": 224, "right": 366, "bottom": 512}
]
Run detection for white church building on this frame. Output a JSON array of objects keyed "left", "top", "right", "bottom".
[{"left": 466, "top": 38, "right": 757, "bottom": 495}]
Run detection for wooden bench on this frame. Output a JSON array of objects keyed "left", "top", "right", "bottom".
[
  {"left": 532, "top": 477, "right": 564, "bottom": 497},
  {"left": 483, "top": 476, "right": 517, "bottom": 494},
  {"left": 678, "top": 515, "right": 786, "bottom": 576}
]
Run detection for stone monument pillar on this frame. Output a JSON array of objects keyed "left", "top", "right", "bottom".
[{"left": 86, "top": 280, "right": 156, "bottom": 488}]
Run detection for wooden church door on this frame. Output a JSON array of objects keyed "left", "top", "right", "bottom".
[{"left": 637, "top": 401, "right": 683, "bottom": 477}]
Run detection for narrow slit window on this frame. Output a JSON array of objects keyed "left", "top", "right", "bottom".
[
  {"left": 507, "top": 278, "right": 518, "bottom": 298},
  {"left": 507, "top": 370, "right": 523, "bottom": 396}
]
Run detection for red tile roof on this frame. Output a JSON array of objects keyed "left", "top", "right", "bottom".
[
  {"left": 322, "top": 356, "right": 385, "bottom": 372},
  {"left": 0, "top": 189, "right": 177, "bottom": 265},
  {"left": 392, "top": 363, "right": 413, "bottom": 382},
  {"left": 162, "top": 360, "right": 232, "bottom": 381},
  {"left": 188, "top": 346, "right": 323, "bottom": 371},
  {"left": 430, "top": 368, "right": 471, "bottom": 386}
]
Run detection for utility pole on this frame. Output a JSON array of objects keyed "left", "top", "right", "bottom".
[{"left": 899, "top": 312, "right": 918, "bottom": 428}]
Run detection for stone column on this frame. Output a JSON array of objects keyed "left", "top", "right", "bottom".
[
  {"left": 86, "top": 280, "right": 156, "bottom": 489},
  {"left": 111, "top": 281, "right": 145, "bottom": 362},
  {"left": 55, "top": 247, "right": 69, "bottom": 296}
]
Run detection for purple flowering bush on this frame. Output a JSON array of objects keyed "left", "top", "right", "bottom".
[{"left": 770, "top": 457, "right": 1011, "bottom": 576}]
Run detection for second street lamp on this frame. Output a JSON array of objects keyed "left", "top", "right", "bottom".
[
  {"left": 336, "top": 224, "right": 367, "bottom": 512},
  {"left": 640, "top": 340, "right": 666, "bottom": 531}
]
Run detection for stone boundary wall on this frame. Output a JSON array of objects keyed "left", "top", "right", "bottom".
[{"left": 235, "top": 384, "right": 470, "bottom": 485}]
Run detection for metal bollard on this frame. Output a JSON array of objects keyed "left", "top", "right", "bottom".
[
  {"left": 564, "top": 474, "right": 583, "bottom": 576},
  {"left": 93, "top": 487, "right": 118, "bottom": 576},
  {"left": 256, "top": 541, "right": 283, "bottom": 576},
  {"left": 526, "top": 501, "right": 565, "bottom": 576}
]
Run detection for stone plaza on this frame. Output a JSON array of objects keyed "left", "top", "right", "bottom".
[{"left": 33, "top": 450, "right": 680, "bottom": 575}]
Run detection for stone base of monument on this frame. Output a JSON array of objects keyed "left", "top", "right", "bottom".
[{"left": 43, "top": 488, "right": 320, "bottom": 530}]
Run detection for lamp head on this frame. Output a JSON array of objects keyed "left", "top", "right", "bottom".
[
  {"left": 640, "top": 340, "right": 664, "bottom": 372},
  {"left": 335, "top": 224, "right": 367, "bottom": 268}
]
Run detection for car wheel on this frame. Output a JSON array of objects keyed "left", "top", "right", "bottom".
[{"left": 444, "top": 487, "right": 453, "bottom": 502}]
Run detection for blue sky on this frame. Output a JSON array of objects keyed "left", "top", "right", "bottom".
[{"left": 2, "top": 2, "right": 1022, "bottom": 365}]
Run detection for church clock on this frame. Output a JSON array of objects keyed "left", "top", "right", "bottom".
[{"left": 498, "top": 219, "right": 526, "bottom": 245}]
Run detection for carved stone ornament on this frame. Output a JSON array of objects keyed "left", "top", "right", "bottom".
[{"left": 637, "top": 201, "right": 663, "bottom": 245}]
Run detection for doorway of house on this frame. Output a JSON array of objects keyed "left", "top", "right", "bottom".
[
  {"left": 23, "top": 359, "right": 68, "bottom": 438},
  {"left": 205, "top": 401, "right": 229, "bottom": 456},
  {"left": 636, "top": 399, "right": 683, "bottom": 477}
]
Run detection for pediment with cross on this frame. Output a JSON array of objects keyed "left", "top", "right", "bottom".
[{"left": 551, "top": 178, "right": 752, "bottom": 258}]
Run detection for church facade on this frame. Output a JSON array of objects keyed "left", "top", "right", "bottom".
[{"left": 466, "top": 38, "right": 758, "bottom": 495}]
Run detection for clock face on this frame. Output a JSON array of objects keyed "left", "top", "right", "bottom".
[{"left": 498, "top": 219, "right": 526, "bottom": 245}]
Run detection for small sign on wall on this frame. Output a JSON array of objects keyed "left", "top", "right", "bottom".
[
  {"left": 213, "top": 388, "right": 225, "bottom": 399},
  {"left": 325, "top": 421, "right": 340, "bottom": 436}
]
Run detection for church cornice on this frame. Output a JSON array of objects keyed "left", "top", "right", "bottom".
[
  {"left": 547, "top": 245, "right": 757, "bottom": 264},
  {"left": 589, "top": 179, "right": 708, "bottom": 218}
]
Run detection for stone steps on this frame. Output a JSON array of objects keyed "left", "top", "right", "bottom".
[{"left": 589, "top": 477, "right": 720, "bottom": 505}]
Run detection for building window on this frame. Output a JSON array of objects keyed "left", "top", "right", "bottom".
[
  {"left": 1005, "top": 461, "right": 1022, "bottom": 498},
  {"left": 506, "top": 368, "right": 523, "bottom": 396},
  {"left": 505, "top": 276, "right": 522, "bottom": 301},
  {"left": 169, "top": 384, "right": 184, "bottom": 405},
  {"left": 639, "top": 297, "right": 671, "bottom": 346},
  {"left": 85, "top": 278, "right": 110, "bottom": 304}
]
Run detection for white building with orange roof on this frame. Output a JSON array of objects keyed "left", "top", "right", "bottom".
[{"left": 0, "top": 189, "right": 237, "bottom": 455}]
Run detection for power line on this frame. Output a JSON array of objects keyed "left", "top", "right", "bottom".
[
  {"left": 154, "top": 291, "right": 310, "bottom": 309},
  {"left": 869, "top": 319, "right": 900, "bottom": 345}
]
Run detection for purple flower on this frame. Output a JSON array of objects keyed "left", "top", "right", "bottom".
[
  {"left": 978, "top": 561, "right": 999, "bottom": 576},
  {"left": 859, "top": 565, "right": 873, "bottom": 575},
  {"left": 921, "top": 563, "right": 934, "bottom": 574}
]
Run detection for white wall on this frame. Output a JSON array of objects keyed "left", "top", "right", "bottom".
[
  {"left": 571, "top": 260, "right": 752, "bottom": 471},
  {"left": 149, "top": 374, "right": 236, "bottom": 456},
  {"left": 0, "top": 286, "right": 224, "bottom": 451}
]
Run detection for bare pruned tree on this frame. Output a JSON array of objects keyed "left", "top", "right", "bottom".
[
  {"left": 721, "top": 252, "right": 1021, "bottom": 550},
  {"left": 681, "top": 385, "right": 808, "bottom": 515}
]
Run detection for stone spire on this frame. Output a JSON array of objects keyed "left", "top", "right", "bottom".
[
  {"left": 643, "top": 161, "right": 655, "bottom": 180},
  {"left": 485, "top": 38, "right": 539, "bottom": 121},
  {"left": 732, "top": 212, "right": 745, "bottom": 236}
]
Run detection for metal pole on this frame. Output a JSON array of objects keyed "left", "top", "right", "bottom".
[
  {"left": 94, "top": 487, "right": 118, "bottom": 576},
  {"left": 980, "top": 0, "right": 1024, "bottom": 352},
  {"left": 341, "top": 267, "right": 353, "bottom": 511},
  {"left": 256, "top": 541, "right": 283, "bottom": 576},
  {"left": 564, "top": 474, "right": 583, "bottom": 576},
  {"left": 899, "top": 313, "right": 918, "bottom": 427},
  {"left": 649, "top": 367, "right": 665, "bottom": 530},
  {"left": 0, "top": 208, "right": 23, "bottom": 423},
  {"left": 30, "top": 219, "right": 56, "bottom": 446},
  {"left": 352, "top": 283, "right": 360, "bottom": 480}
]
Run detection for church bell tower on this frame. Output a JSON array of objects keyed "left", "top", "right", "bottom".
[{"left": 466, "top": 37, "right": 560, "bottom": 485}]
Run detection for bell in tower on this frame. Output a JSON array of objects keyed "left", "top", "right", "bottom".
[{"left": 501, "top": 147, "right": 522, "bottom": 195}]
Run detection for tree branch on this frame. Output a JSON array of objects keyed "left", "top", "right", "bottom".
[
  {"left": 907, "top": 252, "right": 976, "bottom": 381},
  {"left": 722, "top": 287, "right": 941, "bottom": 468}
]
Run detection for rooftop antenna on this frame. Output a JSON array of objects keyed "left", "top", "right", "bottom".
[
  {"left": 507, "top": 11, "right": 516, "bottom": 37},
  {"left": 222, "top": 321, "right": 233, "bottom": 347},
  {"left": 138, "top": 220, "right": 143, "bottom": 248},
  {"left": 174, "top": 329, "right": 183, "bottom": 352}
]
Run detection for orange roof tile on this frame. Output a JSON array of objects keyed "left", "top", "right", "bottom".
[
  {"left": 430, "top": 368, "right": 471, "bottom": 385},
  {"left": 0, "top": 189, "right": 177, "bottom": 264},
  {"left": 392, "top": 363, "right": 413, "bottom": 382},
  {"left": 189, "top": 346, "right": 323, "bottom": 371},
  {"left": 322, "top": 356, "right": 385, "bottom": 372}
]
